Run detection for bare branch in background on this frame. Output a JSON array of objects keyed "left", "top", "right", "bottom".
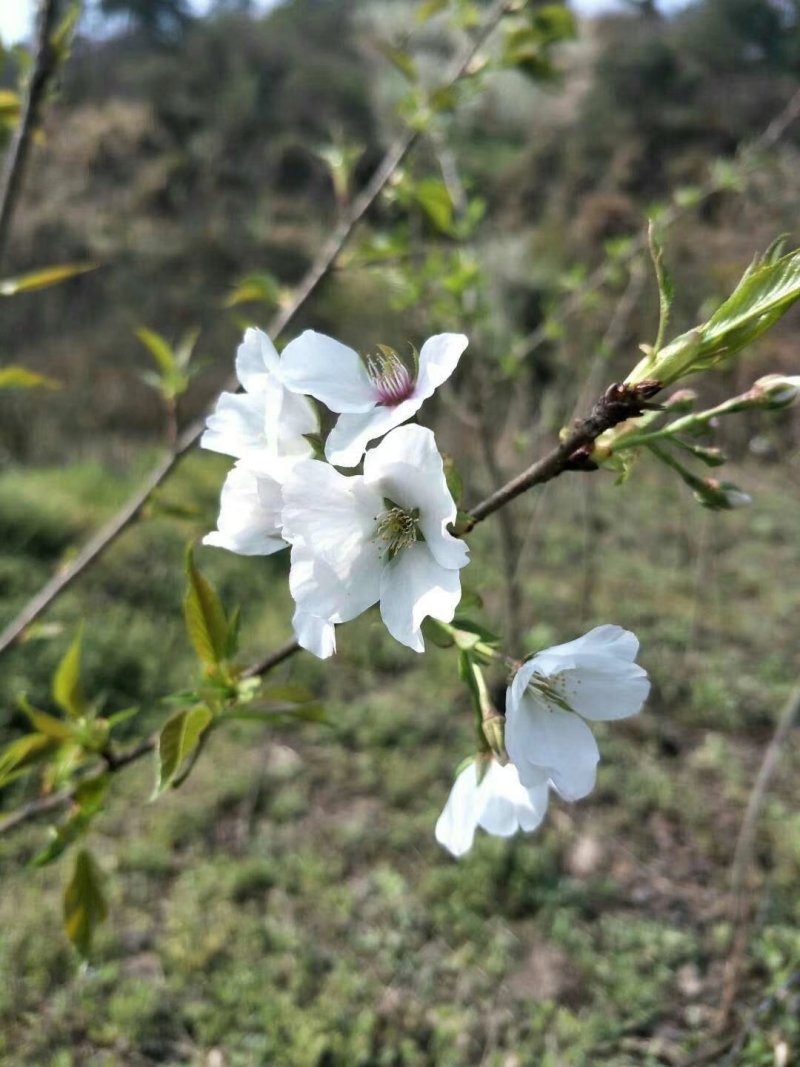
[{"left": 0, "top": 0, "right": 61, "bottom": 269}]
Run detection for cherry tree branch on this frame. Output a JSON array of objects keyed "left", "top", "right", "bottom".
[
  {"left": 0, "top": 0, "right": 61, "bottom": 268},
  {"left": 0, "top": 0, "right": 511, "bottom": 659}
]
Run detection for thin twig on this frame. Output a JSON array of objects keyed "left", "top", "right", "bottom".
[
  {"left": 463, "top": 380, "right": 662, "bottom": 530},
  {"left": 0, "top": 0, "right": 61, "bottom": 268},
  {"left": 716, "top": 681, "right": 800, "bottom": 1029},
  {"left": 0, "top": 0, "right": 512, "bottom": 659},
  {"left": 0, "top": 639, "right": 304, "bottom": 836}
]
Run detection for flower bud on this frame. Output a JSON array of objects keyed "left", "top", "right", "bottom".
[
  {"left": 693, "top": 478, "right": 752, "bottom": 510},
  {"left": 664, "top": 388, "right": 698, "bottom": 413},
  {"left": 751, "top": 374, "right": 800, "bottom": 410}
]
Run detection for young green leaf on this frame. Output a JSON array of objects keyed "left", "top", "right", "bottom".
[
  {"left": 0, "top": 262, "right": 97, "bottom": 295},
  {"left": 647, "top": 219, "right": 673, "bottom": 355},
  {"left": 223, "top": 272, "right": 281, "bottom": 309},
  {"left": 154, "top": 705, "right": 213, "bottom": 795},
  {"left": 0, "top": 366, "right": 59, "bottom": 390},
  {"left": 0, "top": 733, "right": 55, "bottom": 788},
  {"left": 52, "top": 630, "right": 87, "bottom": 721},
  {"left": 416, "top": 0, "right": 448, "bottom": 21},
  {"left": 414, "top": 179, "right": 455, "bottom": 234},
  {"left": 63, "top": 848, "right": 108, "bottom": 958},
  {"left": 19, "top": 695, "right": 75, "bottom": 741},
  {"left": 184, "top": 547, "right": 229, "bottom": 666},
  {"left": 135, "top": 327, "right": 176, "bottom": 377},
  {"left": 33, "top": 775, "right": 110, "bottom": 868}
]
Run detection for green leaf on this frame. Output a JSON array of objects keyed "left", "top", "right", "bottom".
[
  {"left": 416, "top": 0, "right": 448, "bottom": 20},
  {"left": 529, "top": 4, "right": 577, "bottom": 43},
  {"left": 19, "top": 695, "right": 74, "bottom": 741},
  {"left": 52, "top": 630, "right": 87, "bottom": 721},
  {"left": 174, "top": 327, "right": 201, "bottom": 371},
  {"left": 0, "top": 366, "right": 59, "bottom": 390},
  {"left": 135, "top": 327, "right": 176, "bottom": 376},
  {"left": 154, "top": 705, "right": 212, "bottom": 795},
  {"left": 63, "top": 848, "right": 107, "bottom": 958},
  {"left": 415, "top": 178, "right": 454, "bottom": 234},
  {"left": 0, "top": 262, "right": 97, "bottom": 295},
  {"left": 379, "top": 44, "right": 418, "bottom": 82},
  {"left": 33, "top": 776, "right": 109, "bottom": 868},
  {"left": 648, "top": 219, "right": 673, "bottom": 354},
  {"left": 223, "top": 272, "right": 280, "bottom": 309},
  {"left": 0, "top": 733, "right": 55, "bottom": 788},
  {"left": 700, "top": 246, "right": 800, "bottom": 358},
  {"left": 420, "top": 617, "right": 455, "bottom": 648},
  {"left": 184, "top": 547, "right": 229, "bottom": 666}
]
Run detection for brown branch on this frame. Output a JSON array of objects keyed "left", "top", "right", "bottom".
[
  {"left": 0, "top": 0, "right": 61, "bottom": 268},
  {"left": 0, "top": 0, "right": 512, "bottom": 660},
  {"left": 463, "top": 379, "right": 663, "bottom": 530},
  {"left": 0, "top": 637, "right": 304, "bottom": 836}
]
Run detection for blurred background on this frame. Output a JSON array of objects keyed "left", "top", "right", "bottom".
[{"left": 1, "top": 1, "right": 800, "bottom": 1063}]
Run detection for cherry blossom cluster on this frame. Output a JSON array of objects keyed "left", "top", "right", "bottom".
[
  {"left": 203, "top": 329, "right": 651, "bottom": 858},
  {"left": 436, "top": 625, "right": 650, "bottom": 856},
  {"left": 202, "top": 327, "right": 469, "bottom": 657}
]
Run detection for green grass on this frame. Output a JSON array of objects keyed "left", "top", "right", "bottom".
[{"left": 1, "top": 452, "right": 799, "bottom": 1065}]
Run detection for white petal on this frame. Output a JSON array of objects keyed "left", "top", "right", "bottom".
[
  {"left": 281, "top": 460, "right": 383, "bottom": 581},
  {"left": 325, "top": 397, "right": 421, "bottom": 467},
  {"left": 288, "top": 539, "right": 378, "bottom": 625},
  {"left": 540, "top": 625, "right": 640, "bottom": 665},
  {"left": 201, "top": 391, "right": 267, "bottom": 459},
  {"left": 505, "top": 693, "right": 599, "bottom": 801},
  {"left": 379, "top": 542, "right": 461, "bottom": 652},
  {"left": 435, "top": 762, "right": 483, "bottom": 858},
  {"left": 262, "top": 375, "right": 318, "bottom": 461},
  {"left": 235, "top": 327, "right": 280, "bottom": 391},
  {"left": 293, "top": 609, "right": 336, "bottom": 659},
  {"left": 559, "top": 655, "right": 650, "bottom": 722},
  {"left": 414, "top": 333, "right": 468, "bottom": 400},
  {"left": 478, "top": 761, "right": 549, "bottom": 837},
  {"left": 363, "top": 425, "right": 468, "bottom": 571},
  {"left": 202, "top": 463, "right": 286, "bottom": 556},
  {"left": 279, "top": 330, "right": 375, "bottom": 412}
]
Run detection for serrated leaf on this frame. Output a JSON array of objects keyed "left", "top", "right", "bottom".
[
  {"left": 52, "top": 630, "right": 87, "bottom": 721},
  {"left": 184, "top": 547, "right": 228, "bottom": 666},
  {"left": 0, "top": 366, "right": 59, "bottom": 390},
  {"left": 63, "top": 848, "right": 107, "bottom": 958},
  {"left": 154, "top": 705, "right": 212, "bottom": 796},
  {"left": 0, "top": 733, "right": 55, "bottom": 788},
  {"left": 135, "top": 327, "right": 176, "bottom": 376},
  {"left": 0, "top": 262, "right": 97, "bottom": 295},
  {"left": 19, "top": 695, "right": 74, "bottom": 741}
]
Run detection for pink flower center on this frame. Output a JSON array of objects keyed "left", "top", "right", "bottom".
[{"left": 366, "top": 350, "right": 415, "bottom": 407}]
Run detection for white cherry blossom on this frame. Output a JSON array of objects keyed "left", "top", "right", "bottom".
[
  {"left": 505, "top": 625, "right": 650, "bottom": 802},
  {"left": 281, "top": 423, "right": 469, "bottom": 656},
  {"left": 435, "top": 757, "right": 550, "bottom": 858},
  {"left": 202, "top": 461, "right": 286, "bottom": 556},
  {"left": 279, "top": 329, "right": 468, "bottom": 467},
  {"left": 201, "top": 327, "right": 318, "bottom": 465}
]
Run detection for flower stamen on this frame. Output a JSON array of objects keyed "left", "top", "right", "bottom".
[
  {"left": 373, "top": 505, "right": 419, "bottom": 559},
  {"left": 366, "top": 348, "right": 415, "bottom": 407}
]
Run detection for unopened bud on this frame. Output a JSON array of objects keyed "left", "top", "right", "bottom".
[
  {"left": 664, "top": 388, "right": 698, "bottom": 413},
  {"left": 693, "top": 478, "right": 752, "bottom": 511},
  {"left": 751, "top": 374, "right": 800, "bottom": 410},
  {"left": 684, "top": 443, "right": 726, "bottom": 467}
]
